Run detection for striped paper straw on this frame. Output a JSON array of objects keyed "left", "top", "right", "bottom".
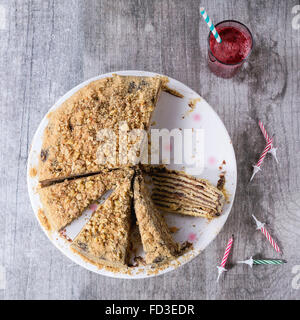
[
  {"left": 252, "top": 215, "right": 281, "bottom": 253},
  {"left": 217, "top": 235, "right": 234, "bottom": 282},
  {"left": 237, "top": 256, "right": 286, "bottom": 267},
  {"left": 250, "top": 137, "right": 273, "bottom": 181},
  {"left": 200, "top": 7, "right": 222, "bottom": 43},
  {"left": 258, "top": 120, "right": 279, "bottom": 163}
]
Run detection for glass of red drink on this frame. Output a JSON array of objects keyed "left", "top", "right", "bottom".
[{"left": 207, "top": 20, "right": 253, "bottom": 78}]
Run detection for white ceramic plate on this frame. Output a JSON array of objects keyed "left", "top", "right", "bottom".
[{"left": 27, "top": 71, "right": 237, "bottom": 278}]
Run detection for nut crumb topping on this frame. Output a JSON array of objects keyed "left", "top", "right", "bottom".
[
  {"left": 71, "top": 174, "right": 133, "bottom": 268},
  {"left": 38, "top": 169, "right": 133, "bottom": 231},
  {"left": 133, "top": 172, "right": 180, "bottom": 265},
  {"left": 38, "top": 75, "right": 162, "bottom": 182}
]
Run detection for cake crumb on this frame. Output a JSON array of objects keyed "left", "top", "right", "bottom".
[
  {"left": 188, "top": 98, "right": 201, "bottom": 111},
  {"left": 46, "top": 111, "right": 53, "bottom": 119},
  {"left": 59, "top": 228, "right": 72, "bottom": 242},
  {"left": 182, "top": 98, "right": 201, "bottom": 118},
  {"left": 181, "top": 241, "right": 193, "bottom": 253},
  {"left": 163, "top": 86, "right": 184, "bottom": 98},
  {"left": 219, "top": 160, "right": 227, "bottom": 171},
  {"left": 169, "top": 226, "right": 180, "bottom": 233},
  {"left": 29, "top": 167, "right": 37, "bottom": 177},
  {"left": 37, "top": 209, "right": 51, "bottom": 231},
  {"left": 160, "top": 76, "right": 184, "bottom": 99},
  {"left": 217, "top": 172, "right": 226, "bottom": 190},
  {"left": 217, "top": 172, "right": 230, "bottom": 203},
  {"left": 133, "top": 256, "right": 147, "bottom": 267}
]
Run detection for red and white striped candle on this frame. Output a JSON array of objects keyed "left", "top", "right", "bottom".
[
  {"left": 250, "top": 137, "right": 273, "bottom": 181},
  {"left": 217, "top": 235, "right": 234, "bottom": 282},
  {"left": 259, "top": 120, "right": 279, "bottom": 163},
  {"left": 252, "top": 215, "right": 281, "bottom": 253},
  {"left": 256, "top": 137, "right": 273, "bottom": 168},
  {"left": 259, "top": 120, "right": 271, "bottom": 141}
]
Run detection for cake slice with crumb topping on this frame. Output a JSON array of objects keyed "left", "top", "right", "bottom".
[
  {"left": 38, "top": 74, "right": 162, "bottom": 185},
  {"left": 71, "top": 173, "right": 134, "bottom": 268},
  {"left": 133, "top": 171, "right": 180, "bottom": 265},
  {"left": 38, "top": 169, "right": 133, "bottom": 231}
]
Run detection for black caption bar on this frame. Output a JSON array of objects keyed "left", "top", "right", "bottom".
[{"left": 0, "top": 300, "right": 295, "bottom": 319}]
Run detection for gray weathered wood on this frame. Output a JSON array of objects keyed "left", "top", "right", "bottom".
[{"left": 0, "top": 0, "right": 299, "bottom": 300}]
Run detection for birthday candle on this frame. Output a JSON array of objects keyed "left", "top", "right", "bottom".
[
  {"left": 252, "top": 215, "right": 281, "bottom": 253},
  {"left": 250, "top": 137, "right": 273, "bottom": 182},
  {"left": 237, "top": 256, "right": 286, "bottom": 267},
  {"left": 258, "top": 120, "right": 279, "bottom": 163},
  {"left": 253, "top": 259, "right": 286, "bottom": 265},
  {"left": 217, "top": 235, "right": 234, "bottom": 282}
]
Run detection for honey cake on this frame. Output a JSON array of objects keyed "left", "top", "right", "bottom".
[
  {"left": 71, "top": 173, "right": 134, "bottom": 268},
  {"left": 133, "top": 171, "right": 180, "bottom": 265},
  {"left": 38, "top": 75, "right": 162, "bottom": 184},
  {"left": 146, "top": 166, "right": 225, "bottom": 219},
  {"left": 38, "top": 169, "right": 133, "bottom": 231}
]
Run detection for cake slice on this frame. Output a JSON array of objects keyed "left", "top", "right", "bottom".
[
  {"left": 133, "top": 172, "right": 180, "bottom": 264},
  {"left": 145, "top": 166, "right": 225, "bottom": 219},
  {"left": 38, "top": 169, "right": 133, "bottom": 231},
  {"left": 38, "top": 74, "right": 162, "bottom": 184},
  {"left": 71, "top": 174, "right": 133, "bottom": 268}
]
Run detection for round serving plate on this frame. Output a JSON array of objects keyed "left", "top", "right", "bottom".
[{"left": 27, "top": 70, "right": 237, "bottom": 279}]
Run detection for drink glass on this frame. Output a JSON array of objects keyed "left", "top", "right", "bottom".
[{"left": 207, "top": 20, "right": 253, "bottom": 78}]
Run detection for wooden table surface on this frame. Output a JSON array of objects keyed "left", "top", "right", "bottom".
[{"left": 0, "top": 0, "right": 299, "bottom": 300}]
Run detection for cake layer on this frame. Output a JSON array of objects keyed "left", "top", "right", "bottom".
[
  {"left": 145, "top": 166, "right": 225, "bottom": 219},
  {"left": 71, "top": 173, "right": 134, "bottom": 268},
  {"left": 152, "top": 198, "right": 217, "bottom": 218},
  {"left": 38, "top": 169, "right": 133, "bottom": 231},
  {"left": 151, "top": 175, "right": 220, "bottom": 201},
  {"left": 151, "top": 191, "right": 218, "bottom": 215},
  {"left": 152, "top": 185, "right": 218, "bottom": 210},
  {"left": 133, "top": 172, "right": 180, "bottom": 264}
]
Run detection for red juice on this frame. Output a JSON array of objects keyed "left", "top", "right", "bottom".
[{"left": 207, "top": 21, "right": 253, "bottom": 78}]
